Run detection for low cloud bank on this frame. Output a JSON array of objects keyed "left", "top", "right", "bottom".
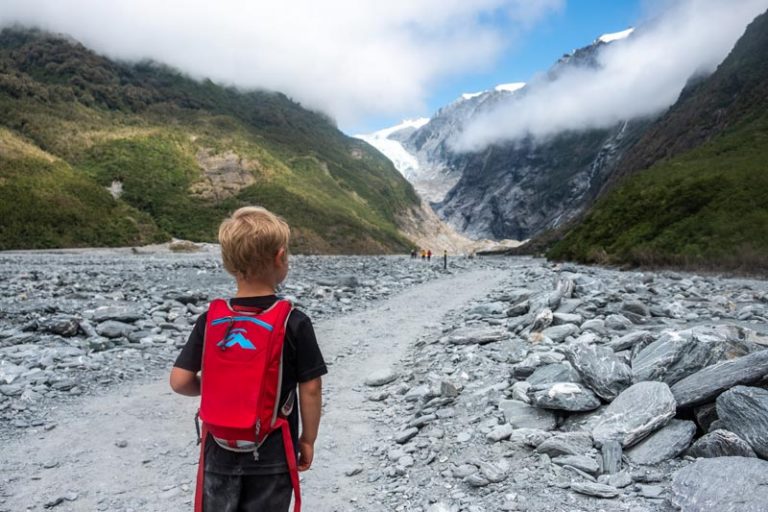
[
  {"left": 0, "top": 0, "right": 563, "bottom": 126},
  {"left": 453, "top": 0, "right": 768, "bottom": 152}
]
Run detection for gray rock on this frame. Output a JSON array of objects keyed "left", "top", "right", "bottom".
[
  {"left": 631, "top": 328, "right": 725, "bottom": 385},
  {"left": 540, "top": 324, "right": 579, "bottom": 343},
  {"left": 716, "top": 385, "right": 768, "bottom": 458},
  {"left": 506, "top": 300, "right": 529, "bottom": 317},
  {"left": 606, "top": 331, "right": 654, "bottom": 353},
  {"left": 687, "top": 429, "right": 757, "bottom": 458},
  {"left": 446, "top": 326, "right": 506, "bottom": 345},
  {"left": 570, "top": 482, "right": 619, "bottom": 498},
  {"left": 592, "top": 381, "right": 677, "bottom": 448},
  {"left": 95, "top": 320, "right": 135, "bottom": 339},
  {"left": 486, "top": 423, "right": 514, "bottom": 442},
  {"left": 478, "top": 461, "right": 507, "bottom": 483},
  {"left": 580, "top": 319, "right": 605, "bottom": 333},
  {"left": 625, "top": 419, "right": 696, "bottom": 465},
  {"left": 0, "top": 362, "right": 25, "bottom": 385},
  {"left": 464, "top": 474, "right": 489, "bottom": 487},
  {"left": 507, "top": 428, "right": 552, "bottom": 447},
  {"left": 606, "top": 471, "right": 632, "bottom": 488},
  {"left": 536, "top": 432, "right": 593, "bottom": 457},
  {"left": 552, "top": 455, "right": 600, "bottom": 476},
  {"left": 553, "top": 312, "right": 582, "bottom": 326},
  {"left": 671, "top": 349, "right": 768, "bottom": 408},
  {"left": 601, "top": 440, "right": 622, "bottom": 474},
  {"left": 621, "top": 300, "right": 649, "bottom": 318},
  {"left": 637, "top": 484, "right": 664, "bottom": 499},
  {"left": 604, "top": 314, "right": 633, "bottom": 331},
  {"left": 394, "top": 427, "right": 419, "bottom": 444},
  {"left": 364, "top": 369, "right": 398, "bottom": 387},
  {"left": 528, "top": 382, "right": 601, "bottom": 412},
  {"left": 527, "top": 363, "right": 581, "bottom": 386},
  {"left": 92, "top": 306, "right": 143, "bottom": 323},
  {"left": 43, "top": 317, "right": 80, "bottom": 337},
  {"left": 566, "top": 343, "right": 632, "bottom": 401},
  {"left": 671, "top": 457, "right": 768, "bottom": 512},
  {"left": 498, "top": 399, "right": 556, "bottom": 431}
]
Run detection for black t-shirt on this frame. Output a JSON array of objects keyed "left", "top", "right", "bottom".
[{"left": 174, "top": 295, "right": 327, "bottom": 475}]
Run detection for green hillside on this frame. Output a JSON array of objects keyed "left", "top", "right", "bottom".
[
  {"left": 0, "top": 28, "right": 420, "bottom": 253},
  {"left": 549, "top": 10, "right": 768, "bottom": 271}
]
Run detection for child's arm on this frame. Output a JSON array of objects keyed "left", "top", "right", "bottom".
[
  {"left": 170, "top": 367, "right": 201, "bottom": 396},
  {"left": 297, "top": 377, "right": 323, "bottom": 471}
]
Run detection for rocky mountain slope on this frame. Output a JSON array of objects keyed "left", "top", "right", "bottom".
[
  {"left": 0, "top": 28, "right": 425, "bottom": 253},
  {"left": 549, "top": 9, "right": 768, "bottom": 270},
  {"left": 360, "top": 30, "right": 651, "bottom": 241}
]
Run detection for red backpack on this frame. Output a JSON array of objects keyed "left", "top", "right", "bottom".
[{"left": 194, "top": 298, "right": 300, "bottom": 512}]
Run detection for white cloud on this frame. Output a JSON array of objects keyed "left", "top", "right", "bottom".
[
  {"left": 0, "top": 0, "right": 563, "bottom": 126},
  {"left": 454, "top": 0, "right": 768, "bottom": 152}
]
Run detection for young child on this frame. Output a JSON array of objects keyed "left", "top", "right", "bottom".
[{"left": 170, "top": 206, "right": 327, "bottom": 512}]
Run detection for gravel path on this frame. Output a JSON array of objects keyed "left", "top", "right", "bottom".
[{"left": 0, "top": 268, "right": 507, "bottom": 512}]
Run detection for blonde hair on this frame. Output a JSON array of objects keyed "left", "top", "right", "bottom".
[{"left": 218, "top": 206, "right": 290, "bottom": 280}]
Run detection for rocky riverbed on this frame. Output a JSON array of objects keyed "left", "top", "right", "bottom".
[
  {"left": 2, "top": 250, "right": 768, "bottom": 511},
  {"left": 0, "top": 249, "right": 465, "bottom": 435}
]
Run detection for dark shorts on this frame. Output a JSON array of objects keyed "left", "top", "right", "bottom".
[{"left": 203, "top": 471, "right": 293, "bottom": 512}]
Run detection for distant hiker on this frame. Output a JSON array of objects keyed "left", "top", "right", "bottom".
[
  {"left": 170, "top": 206, "right": 327, "bottom": 512},
  {"left": 411, "top": 249, "right": 417, "bottom": 259},
  {"left": 421, "top": 249, "right": 426, "bottom": 260},
  {"left": 443, "top": 250, "right": 448, "bottom": 270},
  {"left": 427, "top": 249, "right": 432, "bottom": 261}
]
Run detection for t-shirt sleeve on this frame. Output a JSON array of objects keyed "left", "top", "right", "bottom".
[
  {"left": 293, "top": 315, "right": 328, "bottom": 383},
  {"left": 174, "top": 313, "right": 206, "bottom": 373}
]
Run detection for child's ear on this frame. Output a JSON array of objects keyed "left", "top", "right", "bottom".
[{"left": 275, "top": 246, "right": 288, "bottom": 265}]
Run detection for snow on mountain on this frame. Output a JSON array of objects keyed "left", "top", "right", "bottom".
[
  {"left": 461, "top": 91, "right": 484, "bottom": 100},
  {"left": 494, "top": 82, "right": 526, "bottom": 93},
  {"left": 598, "top": 27, "right": 634, "bottom": 43},
  {"left": 355, "top": 118, "right": 429, "bottom": 180}
]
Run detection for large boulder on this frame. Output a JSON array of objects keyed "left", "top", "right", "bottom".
[
  {"left": 592, "top": 382, "right": 676, "bottom": 448},
  {"left": 536, "top": 432, "right": 593, "bottom": 457},
  {"left": 687, "top": 430, "right": 757, "bottom": 458},
  {"left": 625, "top": 420, "right": 696, "bottom": 465},
  {"left": 498, "top": 399, "right": 556, "bottom": 431},
  {"left": 631, "top": 328, "right": 725, "bottom": 385},
  {"left": 671, "top": 350, "right": 768, "bottom": 408},
  {"left": 566, "top": 343, "right": 632, "bottom": 401},
  {"left": 671, "top": 457, "right": 768, "bottom": 512},
  {"left": 527, "top": 363, "right": 581, "bottom": 386},
  {"left": 716, "top": 386, "right": 768, "bottom": 458},
  {"left": 528, "top": 382, "right": 601, "bottom": 412}
]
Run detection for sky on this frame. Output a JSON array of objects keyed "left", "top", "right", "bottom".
[{"left": 0, "top": 0, "right": 765, "bottom": 138}]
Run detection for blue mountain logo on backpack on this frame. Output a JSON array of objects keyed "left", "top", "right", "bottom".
[{"left": 219, "top": 328, "right": 256, "bottom": 350}]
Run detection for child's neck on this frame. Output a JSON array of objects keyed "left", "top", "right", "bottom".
[{"left": 235, "top": 279, "right": 277, "bottom": 298}]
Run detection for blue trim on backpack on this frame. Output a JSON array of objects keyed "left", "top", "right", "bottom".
[{"left": 211, "top": 316, "right": 274, "bottom": 332}]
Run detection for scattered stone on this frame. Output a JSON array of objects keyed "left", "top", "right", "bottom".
[
  {"left": 394, "top": 427, "right": 418, "bottom": 444},
  {"left": 671, "top": 349, "right": 768, "bottom": 408},
  {"left": 566, "top": 343, "right": 632, "bottom": 401},
  {"left": 570, "top": 482, "right": 619, "bottom": 499},
  {"left": 526, "top": 363, "right": 581, "bottom": 386},
  {"left": 486, "top": 423, "right": 514, "bottom": 442},
  {"left": 540, "top": 324, "right": 579, "bottom": 343},
  {"left": 528, "top": 382, "right": 601, "bottom": 412},
  {"left": 552, "top": 455, "right": 600, "bottom": 476},
  {"left": 536, "top": 432, "right": 593, "bottom": 457},
  {"left": 601, "top": 440, "right": 622, "bottom": 474},
  {"left": 716, "top": 385, "right": 768, "bottom": 458},
  {"left": 115, "top": 440, "right": 128, "bottom": 448},
  {"left": 632, "top": 328, "right": 725, "bottom": 385},
  {"left": 687, "top": 429, "right": 757, "bottom": 458},
  {"left": 446, "top": 326, "right": 506, "bottom": 345},
  {"left": 364, "top": 369, "right": 398, "bottom": 387},
  {"left": 498, "top": 399, "right": 556, "bottom": 431},
  {"left": 592, "top": 381, "right": 677, "bottom": 447},
  {"left": 671, "top": 457, "right": 768, "bottom": 512},
  {"left": 625, "top": 419, "right": 696, "bottom": 465}
]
